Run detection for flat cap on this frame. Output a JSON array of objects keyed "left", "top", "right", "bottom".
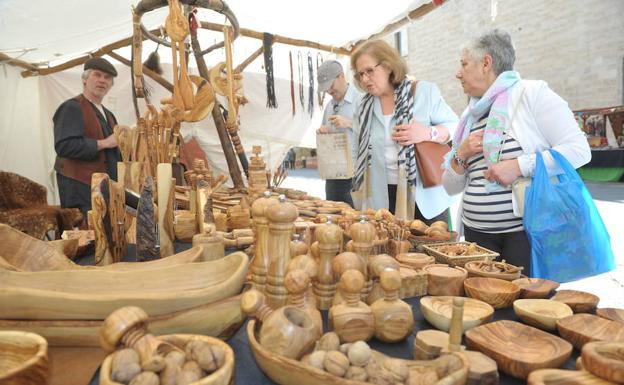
[
  {"left": 317, "top": 60, "right": 343, "bottom": 92},
  {"left": 84, "top": 57, "right": 117, "bottom": 77}
]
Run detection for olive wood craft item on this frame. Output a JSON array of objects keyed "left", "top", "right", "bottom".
[
  {"left": 251, "top": 191, "right": 277, "bottom": 293},
  {"left": 348, "top": 216, "right": 376, "bottom": 300},
  {"left": 108, "top": 180, "right": 127, "bottom": 263},
  {"left": 191, "top": 233, "right": 226, "bottom": 261},
  {"left": 448, "top": 297, "right": 465, "bottom": 352},
  {"left": 581, "top": 341, "right": 624, "bottom": 383},
  {"left": 61, "top": 229, "right": 95, "bottom": 258},
  {"left": 370, "top": 269, "right": 414, "bottom": 342},
  {"left": 422, "top": 241, "right": 499, "bottom": 267},
  {"left": 285, "top": 269, "right": 323, "bottom": 333},
  {"left": 328, "top": 270, "right": 375, "bottom": 343},
  {"left": 331, "top": 251, "right": 367, "bottom": 306},
  {"left": 0, "top": 331, "right": 49, "bottom": 385},
  {"left": 241, "top": 289, "right": 320, "bottom": 359},
  {"left": 420, "top": 295, "right": 494, "bottom": 333},
  {"left": 290, "top": 233, "right": 308, "bottom": 258},
  {"left": 396, "top": 252, "right": 435, "bottom": 270},
  {"left": 398, "top": 266, "right": 427, "bottom": 299},
  {"left": 462, "top": 350, "right": 499, "bottom": 385},
  {"left": 464, "top": 257, "right": 522, "bottom": 281},
  {"left": 463, "top": 277, "right": 521, "bottom": 309},
  {"left": 366, "top": 254, "right": 400, "bottom": 305},
  {"left": 91, "top": 173, "right": 114, "bottom": 265},
  {"left": 556, "top": 313, "right": 624, "bottom": 349},
  {"left": 527, "top": 368, "right": 617, "bottom": 385},
  {"left": 117, "top": 161, "right": 147, "bottom": 198},
  {"left": 512, "top": 278, "right": 560, "bottom": 299},
  {"left": 551, "top": 290, "right": 600, "bottom": 313},
  {"left": 195, "top": 179, "right": 213, "bottom": 235},
  {"left": 423, "top": 264, "right": 468, "bottom": 296},
  {"left": 314, "top": 218, "right": 343, "bottom": 310},
  {"left": 247, "top": 320, "right": 469, "bottom": 385},
  {"left": 0, "top": 251, "right": 248, "bottom": 319},
  {"left": 465, "top": 320, "right": 573, "bottom": 379},
  {"left": 136, "top": 175, "right": 159, "bottom": 260},
  {"left": 173, "top": 209, "right": 196, "bottom": 242},
  {"left": 596, "top": 308, "right": 624, "bottom": 323},
  {"left": 413, "top": 329, "right": 449, "bottom": 360},
  {"left": 265, "top": 195, "right": 298, "bottom": 309},
  {"left": 157, "top": 163, "right": 175, "bottom": 258},
  {"left": 513, "top": 299, "right": 573, "bottom": 331},
  {"left": 48, "top": 238, "right": 79, "bottom": 260}
]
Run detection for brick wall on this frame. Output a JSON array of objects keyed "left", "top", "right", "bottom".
[{"left": 390, "top": 0, "right": 624, "bottom": 115}]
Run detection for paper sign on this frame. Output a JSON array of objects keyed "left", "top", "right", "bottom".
[{"left": 316, "top": 132, "right": 353, "bottom": 179}]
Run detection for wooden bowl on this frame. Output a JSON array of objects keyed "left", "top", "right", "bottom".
[
  {"left": 551, "top": 290, "right": 600, "bottom": 313},
  {"left": 464, "top": 260, "right": 522, "bottom": 281},
  {"left": 463, "top": 277, "right": 521, "bottom": 309},
  {"left": 557, "top": 313, "right": 624, "bottom": 349},
  {"left": 99, "top": 334, "right": 234, "bottom": 385},
  {"left": 423, "top": 264, "right": 467, "bottom": 296},
  {"left": 581, "top": 341, "right": 624, "bottom": 383},
  {"left": 596, "top": 307, "right": 624, "bottom": 323},
  {"left": 512, "top": 278, "right": 560, "bottom": 299},
  {"left": 396, "top": 252, "right": 434, "bottom": 270},
  {"left": 420, "top": 296, "right": 494, "bottom": 332},
  {"left": 0, "top": 331, "right": 49, "bottom": 385},
  {"left": 465, "top": 320, "right": 572, "bottom": 379},
  {"left": 527, "top": 368, "right": 616, "bottom": 384},
  {"left": 513, "top": 299, "right": 573, "bottom": 331}
]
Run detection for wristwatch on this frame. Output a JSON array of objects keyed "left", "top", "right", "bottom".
[{"left": 430, "top": 126, "right": 439, "bottom": 141}]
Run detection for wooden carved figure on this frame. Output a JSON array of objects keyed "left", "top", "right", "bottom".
[
  {"left": 349, "top": 216, "right": 376, "bottom": 300},
  {"left": 329, "top": 269, "right": 375, "bottom": 343},
  {"left": 265, "top": 195, "right": 298, "bottom": 309},
  {"left": 250, "top": 191, "right": 277, "bottom": 293},
  {"left": 370, "top": 269, "right": 414, "bottom": 342},
  {"left": 241, "top": 289, "right": 320, "bottom": 359},
  {"left": 285, "top": 269, "right": 323, "bottom": 333},
  {"left": 314, "top": 217, "right": 343, "bottom": 310}
]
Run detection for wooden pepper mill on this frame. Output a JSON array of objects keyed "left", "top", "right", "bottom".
[
  {"left": 329, "top": 269, "right": 375, "bottom": 343},
  {"left": 241, "top": 289, "right": 320, "bottom": 359},
  {"left": 290, "top": 233, "right": 309, "bottom": 257},
  {"left": 265, "top": 194, "right": 298, "bottom": 309},
  {"left": 313, "top": 216, "right": 343, "bottom": 310},
  {"left": 99, "top": 306, "right": 180, "bottom": 372},
  {"left": 331, "top": 251, "right": 367, "bottom": 306},
  {"left": 287, "top": 254, "right": 319, "bottom": 308},
  {"left": 370, "top": 269, "right": 414, "bottom": 342},
  {"left": 349, "top": 216, "right": 376, "bottom": 300},
  {"left": 250, "top": 191, "right": 277, "bottom": 292},
  {"left": 285, "top": 269, "right": 323, "bottom": 333}
]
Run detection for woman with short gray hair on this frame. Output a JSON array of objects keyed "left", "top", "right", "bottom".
[{"left": 442, "top": 29, "right": 591, "bottom": 275}]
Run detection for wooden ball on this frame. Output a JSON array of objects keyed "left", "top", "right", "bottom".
[
  {"left": 380, "top": 269, "right": 402, "bottom": 292},
  {"left": 324, "top": 351, "right": 349, "bottom": 377},
  {"left": 339, "top": 270, "right": 365, "bottom": 294}
]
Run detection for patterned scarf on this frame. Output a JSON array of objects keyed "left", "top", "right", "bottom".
[
  {"left": 445, "top": 71, "right": 521, "bottom": 170},
  {"left": 353, "top": 77, "right": 415, "bottom": 191}
]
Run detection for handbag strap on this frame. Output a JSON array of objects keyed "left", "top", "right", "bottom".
[{"left": 494, "top": 83, "right": 526, "bottom": 161}]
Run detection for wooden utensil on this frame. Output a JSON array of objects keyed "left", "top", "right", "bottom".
[
  {"left": 527, "top": 368, "right": 616, "bottom": 384},
  {"left": 557, "top": 313, "right": 624, "bottom": 349},
  {"left": 0, "top": 331, "right": 49, "bottom": 385},
  {"left": 420, "top": 295, "right": 494, "bottom": 333},
  {"left": 463, "top": 277, "right": 521, "bottom": 309},
  {"left": 596, "top": 307, "right": 624, "bottom": 323},
  {"left": 581, "top": 341, "right": 624, "bottom": 383},
  {"left": 551, "top": 290, "right": 600, "bottom": 313},
  {"left": 513, "top": 299, "right": 573, "bottom": 331},
  {"left": 512, "top": 278, "right": 560, "bottom": 299}
]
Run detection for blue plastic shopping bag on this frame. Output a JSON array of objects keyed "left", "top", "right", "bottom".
[{"left": 524, "top": 149, "right": 615, "bottom": 282}]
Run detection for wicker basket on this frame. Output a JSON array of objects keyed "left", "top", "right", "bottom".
[
  {"left": 422, "top": 241, "right": 499, "bottom": 267},
  {"left": 409, "top": 231, "right": 458, "bottom": 251}
]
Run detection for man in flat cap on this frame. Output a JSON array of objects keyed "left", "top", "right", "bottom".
[
  {"left": 316, "top": 60, "right": 363, "bottom": 207},
  {"left": 53, "top": 57, "right": 121, "bottom": 223}
]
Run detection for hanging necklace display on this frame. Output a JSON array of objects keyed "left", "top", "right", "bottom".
[
  {"left": 289, "top": 51, "right": 295, "bottom": 116},
  {"left": 263, "top": 32, "right": 277, "bottom": 108},
  {"left": 297, "top": 51, "right": 305, "bottom": 109},
  {"left": 307, "top": 52, "right": 314, "bottom": 117},
  {"left": 316, "top": 53, "right": 325, "bottom": 108}
]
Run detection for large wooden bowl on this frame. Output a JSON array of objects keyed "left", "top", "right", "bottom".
[
  {"left": 99, "top": 334, "right": 234, "bottom": 385},
  {"left": 465, "top": 320, "right": 572, "bottom": 379},
  {"left": 420, "top": 296, "right": 494, "bottom": 333},
  {"left": 463, "top": 277, "right": 521, "bottom": 309},
  {"left": 423, "top": 264, "right": 467, "bottom": 296},
  {"left": 513, "top": 299, "right": 573, "bottom": 331},
  {"left": 596, "top": 308, "right": 624, "bottom": 323},
  {"left": 396, "top": 252, "right": 434, "bottom": 270},
  {"left": 0, "top": 331, "right": 49, "bottom": 385},
  {"left": 551, "top": 290, "right": 600, "bottom": 313},
  {"left": 556, "top": 313, "right": 624, "bottom": 349},
  {"left": 581, "top": 341, "right": 624, "bottom": 383},
  {"left": 512, "top": 278, "right": 560, "bottom": 299},
  {"left": 527, "top": 368, "right": 616, "bottom": 384}
]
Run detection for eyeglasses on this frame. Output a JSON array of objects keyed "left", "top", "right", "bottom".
[{"left": 356, "top": 63, "right": 381, "bottom": 80}]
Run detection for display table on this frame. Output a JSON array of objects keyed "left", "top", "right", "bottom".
[{"left": 579, "top": 148, "right": 624, "bottom": 182}]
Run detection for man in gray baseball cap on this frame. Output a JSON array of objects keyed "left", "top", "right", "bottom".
[{"left": 316, "top": 60, "right": 363, "bottom": 207}]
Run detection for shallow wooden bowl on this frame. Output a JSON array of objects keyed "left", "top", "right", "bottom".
[
  {"left": 513, "top": 299, "right": 573, "bottom": 331},
  {"left": 512, "top": 278, "right": 560, "bottom": 299},
  {"left": 557, "top": 313, "right": 624, "bottom": 350},
  {"left": 596, "top": 307, "right": 624, "bottom": 323},
  {"left": 551, "top": 290, "right": 600, "bottom": 313},
  {"left": 99, "top": 334, "right": 234, "bottom": 385},
  {"left": 465, "top": 320, "right": 572, "bottom": 379},
  {"left": 581, "top": 341, "right": 624, "bottom": 383},
  {"left": 527, "top": 368, "right": 616, "bottom": 384},
  {"left": 463, "top": 277, "right": 521, "bottom": 309},
  {"left": 423, "top": 264, "right": 468, "bottom": 296},
  {"left": 396, "top": 252, "right": 435, "bottom": 270},
  {"left": 0, "top": 331, "right": 49, "bottom": 385},
  {"left": 420, "top": 296, "right": 494, "bottom": 332}
]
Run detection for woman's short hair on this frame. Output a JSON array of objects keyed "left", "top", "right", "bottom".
[
  {"left": 462, "top": 29, "right": 515, "bottom": 75},
  {"left": 350, "top": 39, "right": 408, "bottom": 89}
]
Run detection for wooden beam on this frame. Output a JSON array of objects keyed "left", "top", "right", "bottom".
[
  {"left": 199, "top": 21, "right": 350, "bottom": 56},
  {"left": 234, "top": 45, "right": 263, "bottom": 74},
  {"left": 106, "top": 51, "right": 173, "bottom": 93},
  {"left": 0, "top": 53, "right": 39, "bottom": 72}
]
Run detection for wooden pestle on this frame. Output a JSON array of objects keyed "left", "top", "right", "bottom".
[
  {"left": 328, "top": 269, "right": 375, "bottom": 343},
  {"left": 370, "top": 269, "right": 414, "bottom": 342}
]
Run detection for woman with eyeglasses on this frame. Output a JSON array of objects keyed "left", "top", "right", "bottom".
[
  {"left": 350, "top": 39, "right": 458, "bottom": 225},
  {"left": 441, "top": 29, "right": 591, "bottom": 274}
]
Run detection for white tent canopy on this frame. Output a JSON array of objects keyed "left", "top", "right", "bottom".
[{"left": 0, "top": 0, "right": 429, "bottom": 202}]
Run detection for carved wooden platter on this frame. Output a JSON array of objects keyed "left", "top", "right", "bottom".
[
  {"left": 512, "top": 278, "right": 560, "bottom": 299},
  {"left": 465, "top": 320, "right": 572, "bottom": 379},
  {"left": 581, "top": 341, "right": 624, "bottom": 383},
  {"left": 527, "top": 368, "right": 617, "bottom": 384},
  {"left": 513, "top": 299, "right": 573, "bottom": 331},
  {"left": 551, "top": 289, "right": 600, "bottom": 313},
  {"left": 420, "top": 295, "right": 494, "bottom": 333},
  {"left": 463, "top": 277, "right": 521, "bottom": 309},
  {"left": 0, "top": 330, "right": 49, "bottom": 385},
  {"left": 596, "top": 308, "right": 624, "bottom": 323},
  {"left": 556, "top": 313, "right": 624, "bottom": 349}
]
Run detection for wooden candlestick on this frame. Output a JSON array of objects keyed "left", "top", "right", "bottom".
[
  {"left": 241, "top": 289, "right": 319, "bottom": 359},
  {"left": 313, "top": 217, "right": 343, "bottom": 310},
  {"left": 285, "top": 269, "right": 323, "bottom": 333},
  {"left": 265, "top": 195, "right": 298, "bottom": 309},
  {"left": 250, "top": 191, "right": 277, "bottom": 293},
  {"left": 328, "top": 269, "right": 375, "bottom": 343},
  {"left": 349, "top": 216, "right": 376, "bottom": 300},
  {"left": 370, "top": 269, "right": 414, "bottom": 342}
]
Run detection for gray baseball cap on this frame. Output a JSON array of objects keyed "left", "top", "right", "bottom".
[{"left": 317, "top": 60, "right": 343, "bottom": 92}]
